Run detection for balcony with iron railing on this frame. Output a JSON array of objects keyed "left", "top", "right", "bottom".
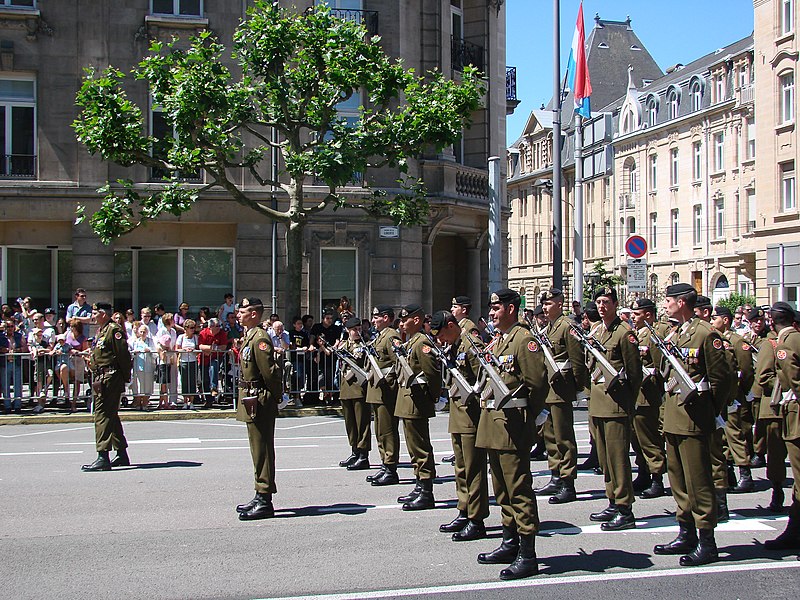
[
  {"left": 0, "top": 154, "right": 36, "bottom": 178},
  {"left": 451, "top": 36, "right": 484, "bottom": 73},
  {"left": 506, "top": 66, "right": 521, "bottom": 115},
  {"left": 329, "top": 8, "right": 378, "bottom": 36}
]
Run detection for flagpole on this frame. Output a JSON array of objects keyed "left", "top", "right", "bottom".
[
  {"left": 574, "top": 114, "right": 584, "bottom": 305},
  {"left": 552, "top": 0, "right": 563, "bottom": 290}
]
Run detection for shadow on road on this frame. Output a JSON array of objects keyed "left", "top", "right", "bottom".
[
  {"left": 275, "top": 503, "right": 376, "bottom": 518},
  {"left": 540, "top": 547, "right": 654, "bottom": 574},
  {"left": 719, "top": 541, "right": 797, "bottom": 562},
  {"left": 128, "top": 461, "right": 203, "bottom": 469}
]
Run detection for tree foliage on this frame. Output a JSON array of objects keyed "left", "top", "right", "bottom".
[
  {"left": 582, "top": 260, "right": 625, "bottom": 304},
  {"left": 715, "top": 292, "right": 758, "bottom": 312}
]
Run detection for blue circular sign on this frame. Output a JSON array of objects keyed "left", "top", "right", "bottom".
[{"left": 625, "top": 235, "right": 647, "bottom": 258}]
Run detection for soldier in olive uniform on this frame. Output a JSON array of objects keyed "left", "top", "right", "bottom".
[
  {"left": 712, "top": 305, "right": 756, "bottom": 493},
  {"left": 335, "top": 317, "right": 372, "bottom": 471},
  {"left": 235, "top": 298, "right": 283, "bottom": 521},
  {"left": 654, "top": 284, "right": 732, "bottom": 566},
  {"left": 764, "top": 302, "right": 800, "bottom": 553},
  {"left": 394, "top": 304, "right": 442, "bottom": 510},
  {"left": 82, "top": 302, "right": 133, "bottom": 472},
  {"left": 534, "top": 288, "right": 589, "bottom": 504},
  {"left": 431, "top": 310, "right": 489, "bottom": 541},
  {"left": 365, "top": 305, "right": 402, "bottom": 486},
  {"left": 476, "top": 288, "right": 549, "bottom": 580},
  {"left": 745, "top": 308, "right": 769, "bottom": 468},
  {"left": 451, "top": 296, "right": 481, "bottom": 338},
  {"left": 629, "top": 298, "right": 668, "bottom": 499},
  {"left": 584, "top": 287, "right": 643, "bottom": 531}
]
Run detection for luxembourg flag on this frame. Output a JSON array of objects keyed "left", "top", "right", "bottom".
[{"left": 565, "top": 1, "right": 592, "bottom": 119}]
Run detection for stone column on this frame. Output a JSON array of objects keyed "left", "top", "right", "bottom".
[
  {"left": 422, "top": 242, "right": 433, "bottom": 312},
  {"left": 468, "top": 247, "right": 482, "bottom": 311},
  {"left": 71, "top": 221, "right": 114, "bottom": 304}
]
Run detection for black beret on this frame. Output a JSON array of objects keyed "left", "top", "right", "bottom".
[
  {"left": 584, "top": 302, "right": 600, "bottom": 322},
  {"left": 531, "top": 304, "right": 544, "bottom": 316},
  {"left": 665, "top": 283, "right": 695, "bottom": 298},
  {"left": 451, "top": 296, "right": 472, "bottom": 307},
  {"left": 344, "top": 317, "right": 361, "bottom": 329},
  {"left": 239, "top": 297, "right": 263, "bottom": 308},
  {"left": 695, "top": 295, "right": 712, "bottom": 309},
  {"left": 769, "top": 301, "right": 796, "bottom": 320},
  {"left": 631, "top": 298, "right": 656, "bottom": 311},
  {"left": 429, "top": 310, "right": 455, "bottom": 335},
  {"left": 712, "top": 306, "right": 733, "bottom": 320},
  {"left": 372, "top": 304, "right": 394, "bottom": 317},
  {"left": 746, "top": 307, "right": 765, "bottom": 320},
  {"left": 399, "top": 304, "right": 424, "bottom": 319},
  {"left": 489, "top": 288, "right": 521, "bottom": 305},
  {"left": 540, "top": 288, "right": 563, "bottom": 303},
  {"left": 93, "top": 302, "right": 113, "bottom": 312},
  {"left": 593, "top": 286, "right": 617, "bottom": 303}
]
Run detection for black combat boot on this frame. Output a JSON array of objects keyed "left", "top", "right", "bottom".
[
  {"left": 397, "top": 479, "right": 422, "bottom": 503},
  {"left": 750, "top": 454, "right": 766, "bottom": 468},
  {"left": 764, "top": 499, "right": 800, "bottom": 550},
  {"left": 365, "top": 464, "right": 387, "bottom": 483},
  {"left": 530, "top": 440, "right": 546, "bottom": 461},
  {"left": 548, "top": 478, "right": 577, "bottom": 504},
  {"left": 768, "top": 484, "right": 785, "bottom": 513},
  {"left": 81, "top": 451, "right": 111, "bottom": 472},
  {"left": 499, "top": 534, "right": 538, "bottom": 580},
  {"left": 679, "top": 528, "right": 718, "bottom": 566},
  {"left": 716, "top": 489, "right": 730, "bottom": 523},
  {"left": 641, "top": 473, "right": 665, "bottom": 499},
  {"left": 534, "top": 471, "right": 561, "bottom": 495},
  {"left": 727, "top": 463, "right": 738, "bottom": 489},
  {"left": 442, "top": 454, "right": 456, "bottom": 464},
  {"left": 371, "top": 464, "right": 399, "bottom": 486},
  {"left": 402, "top": 479, "right": 434, "bottom": 511},
  {"left": 731, "top": 466, "right": 754, "bottom": 493},
  {"left": 440, "top": 510, "right": 468, "bottom": 533},
  {"left": 347, "top": 450, "right": 370, "bottom": 471},
  {"left": 477, "top": 525, "right": 519, "bottom": 564},
  {"left": 339, "top": 449, "right": 358, "bottom": 467},
  {"left": 601, "top": 504, "right": 635, "bottom": 531},
  {"left": 452, "top": 519, "right": 486, "bottom": 542},
  {"left": 589, "top": 503, "right": 618, "bottom": 522},
  {"left": 110, "top": 449, "right": 130, "bottom": 468},
  {"left": 236, "top": 493, "right": 259, "bottom": 514},
  {"left": 654, "top": 521, "right": 698, "bottom": 555},
  {"left": 238, "top": 493, "right": 274, "bottom": 521},
  {"left": 632, "top": 470, "right": 652, "bottom": 493}
]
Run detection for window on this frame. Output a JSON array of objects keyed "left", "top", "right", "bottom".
[
  {"left": 0, "top": 0, "right": 36, "bottom": 6},
  {"left": 713, "top": 132, "right": 724, "bottom": 172},
  {"left": 151, "top": 107, "right": 201, "bottom": 181},
  {"left": 648, "top": 154, "right": 657, "bottom": 192},
  {"left": 671, "top": 209, "right": 679, "bottom": 248},
  {"left": 714, "top": 198, "right": 724, "bottom": 239},
  {"left": 646, "top": 97, "right": 657, "bottom": 127},
  {"left": 667, "top": 89, "right": 679, "bottom": 119},
  {"left": 693, "top": 205, "right": 702, "bottom": 245},
  {"left": 693, "top": 141, "right": 702, "bottom": 180},
  {"left": 690, "top": 81, "right": 703, "bottom": 112},
  {"left": 604, "top": 220, "right": 611, "bottom": 255},
  {"left": 627, "top": 217, "right": 636, "bottom": 235},
  {"left": 321, "top": 248, "right": 357, "bottom": 314},
  {"left": 0, "top": 78, "right": 35, "bottom": 178},
  {"left": 715, "top": 74, "right": 725, "bottom": 103},
  {"left": 782, "top": 0, "right": 794, "bottom": 35},
  {"left": 590, "top": 223, "right": 596, "bottom": 257},
  {"left": 151, "top": 0, "right": 201, "bottom": 16},
  {"left": 781, "top": 161, "right": 796, "bottom": 212},
  {"left": 739, "top": 64, "right": 749, "bottom": 89},
  {"left": 4, "top": 247, "right": 72, "bottom": 311},
  {"left": 650, "top": 212, "right": 658, "bottom": 249},
  {"left": 780, "top": 71, "right": 795, "bottom": 124},
  {"left": 747, "top": 189, "right": 756, "bottom": 231},
  {"left": 670, "top": 148, "right": 679, "bottom": 187},
  {"left": 746, "top": 118, "right": 756, "bottom": 160}
]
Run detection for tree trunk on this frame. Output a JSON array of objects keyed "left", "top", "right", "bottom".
[{"left": 284, "top": 181, "right": 305, "bottom": 321}]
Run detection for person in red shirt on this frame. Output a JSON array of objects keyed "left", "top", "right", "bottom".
[{"left": 198, "top": 318, "right": 229, "bottom": 408}]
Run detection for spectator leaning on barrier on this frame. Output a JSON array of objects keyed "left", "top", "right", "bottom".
[
  {"left": 29, "top": 328, "right": 54, "bottom": 411},
  {"left": 130, "top": 324, "right": 156, "bottom": 411},
  {"left": 174, "top": 302, "right": 190, "bottom": 334},
  {"left": 198, "top": 318, "right": 228, "bottom": 408},
  {"left": 155, "top": 313, "right": 179, "bottom": 409},
  {"left": 289, "top": 316, "right": 310, "bottom": 402},
  {"left": 4, "top": 320, "right": 25, "bottom": 412},
  {"left": 65, "top": 318, "right": 90, "bottom": 409},
  {"left": 0, "top": 323, "right": 12, "bottom": 414},
  {"left": 176, "top": 319, "right": 199, "bottom": 410},
  {"left": 225, "top": 311, "right": 243, "bottom": 342}
]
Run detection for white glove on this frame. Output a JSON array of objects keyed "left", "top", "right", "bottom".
[
  {"left": 535, "top": 409, "right": 550, "bottom": 427},
  {"left": 727, "top": 399, "right": 741, "bottom": 414},
  {"left": 715, "top": 415, "right": 726, "bottom": 429}
]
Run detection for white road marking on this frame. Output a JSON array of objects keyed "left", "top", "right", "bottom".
[
  {"left": 57, "top": 438, "right": 202, "bottom": 446},
  {"left": 277, "top": 421, "right": 342, "bottom": 431},
  {"left": 0, "top": 451, "right": 84, "bottom": 456},
  {"left": 167, "top": 444, "right": 320, "bottom": 451},
  {"left": 260, "top": 560, "right": 800, "bottom": 600},
  {"left": 0, "top": 426, "right": 92, "bottom": 439}
]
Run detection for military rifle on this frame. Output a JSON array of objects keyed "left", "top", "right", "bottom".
[
  {"left": 391, "top": 340, "right": 416, "bottom": 387},
  {"left": 523, "top": 315, "right": 562, "bottom": 383},
  {"left": 568, "top": 321, "right": 627, "bottom": 392},
  {"left": 358, "top": 340, "right": 386, "bottom": 386},
  {"left": 643, "top": 321, "right": 699, "bottom": 406},
  {"left": 463, "top": 332, "right": 513, "bottom": 408},
  {"left": 321, "top": 339, "right": 369, "bottom": 387},
  {"left": 423, "top": 333, "right": 477, "bottom": 405}
]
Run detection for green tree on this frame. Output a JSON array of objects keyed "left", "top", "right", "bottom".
[
  {"left": 73, "top": 2, "right": 483, "bottom": 317},
  {"left": 715, "top": 292, "right": 757, "bottom": 312},
  {"left": 582, "top": 261, "right": 625, "bottom": 304}
]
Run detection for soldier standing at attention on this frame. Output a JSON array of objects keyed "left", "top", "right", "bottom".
[
  {"left": 629, "top": 298, "right": 668, "bottom": 499},
  {"left": 235, "top": 298, "right": 283, "bottom": 521},
  {"left": 82, "top": 302, "right": 133, "bottom": 472},
  {"left": 744, "top": 307, "right": 770, "bottom": 468},
  {"left": 365, "top": 305, "right": 402, "bottom": 486},
  {"left": 763, "top": 302, "right": 800, "bottom": 553},
  {"left": 336, "top": 317, "right": 372, "bottom": 471},
  {"left": 431, "top": 310, "right": 489, "bottom": 541},
  {"left": 476, "top": 288, "right": 549, "bottom": 580},
  {"left": 586, "top": 287, "right": 642, "bottom": 531},
  {"left": 451, "top": 296, "right": 481, "bottom": 338},
  {"left": 394, "top": 304, "right": 441, "bottom": 511},
  {"left": 535, "top": 288, "right": 589, "bottom": 505},
  {"left": 654, "top": 284, "right": 731, "bottom": 566}
]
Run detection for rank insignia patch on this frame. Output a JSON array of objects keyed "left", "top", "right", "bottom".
[
  {"left": 712, "top": 338, "right": 723, "bottom": 350},
  {"left": 422, "top": 345, "right": 431, "bottom": 354},
  {"left": 258, "top": 341, "right": 268, "bottom": 351},
  {"left": 527, "top": 341, "right": 539, "bottom": 353},
  {"left": 777, "top": 349, "right": 787, "bottom": 360}
]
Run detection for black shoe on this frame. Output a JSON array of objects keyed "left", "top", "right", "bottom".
[
  {"left": 442, "top": 454, "right": 456, "bottom": 465},
  {"left": 366, "top": 465, "right": 387, "bottom": 483},
  {"left": 371, "top": 466, "right": 399, "bottom": 487},
  {"left": 768, "top": 485, "right": 785, "bottom": 513},
  {"left": 715, "top": 489, "right": 730, "bottom": 523},
  {"left": 110, "top": 450, "right": 130, "bottom": 468},
  {"left": 632, "top": 472, "right": 652, "bottom": 493},
  {"left": 402, "top": 481, "right": 434, "bottom": 511},
  {"left": 530, "top": 447, "right": 547, "bottom": 461},
  {"left": 452, "top": 520, "right": 486, "bottom": 542},
  {"left": 731, "top": 466, "right": 754, "bottom": 493},
  {"left": 750, "top": 454, "right": 766, "bottom": 468},
  {"left": 640, "top": 474, "right": 665, "bottom": 499},
  {"left": 347, "top": 453, "right": 370, "bottom": 471},
  {"left": 236, "top": 494, "right": 259, "bottom": 514},
  {"left": 440, "top": 511, "right": 468, "bottom": 533},
  {"left": 654, "top": 522, "right": 699, "bottom": 555},
  {"left": 499, "top": 535, "right": 538, "bottom": 580},
  {"left": 601, "top": 505, "right": 635, "bottom": 531},
  {"left": 679, "top": 528, "right": 718, "bottom": 566},
  {"left": 238, "top": 494, "right": 274, "bottom": 521},
  {"left": 727, "top": 463, "right": 738, "bottom": 489},
  {"left": 339, "top": 451, "right": 358, "bottom": 468},
  {"left": 589, "top": 504, "right": 617, "bottom": 522},
  {"left": 548, "top": 480, "right": 576, "bottom": 504},
  {"left": 81, "top": 453, "right": 111, "bottom": 472},
  {"left": 397, "top": 480, "right": 422, "bottom": 503},
  {"left": 477, "top": 526, "right": 519, "bottom": 564},
  {"left": 534, "top": 473, "right": 561, "bottom": 495}
]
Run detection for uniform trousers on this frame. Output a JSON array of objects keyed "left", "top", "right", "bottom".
[
  {"left": 246, "top": 399, "right": 278, "bottom": 494},
  {"left": 726, "top": 401, "right": 755, "bottom": 466},
  {"left": 787, "top": 439, "right": 800, "bottom": 502},
  {"left": 94, "top": 375, "right": 128, "bottom": 453},
  {"left": 488, "top": 449, "right": 539, "bottom": 536},
  {"left": 665, "top": 432, "right": 717, "bottom": 529},
  {"left": 402, "top": 417, "right": 436, "bottom": 480},
  {"left": 709, "top": 426, "right": 729, "bottom": 490},
  {"left": 762, "top": 418, "right": 788, "bottom": 484},
  {"left": 752, "top": 398, "right": 767, "bottom": 456},
  {"left": 593, "top": 416, "right": 635, "bottom": 507},
  {"left": 370, "top": 399, "right": 400, "bottom": 465},
  {"left": 452, "top": 432, "right": 489, "bottom": 521},
  {"left": 543, "top": 401, "right": 578, "bottom": 481},
  {"left": 632, "top": 402, "right": 666, "bottom": 475},
  {"left": 341, "top": 397, "right": 372, "bottom": 451}
]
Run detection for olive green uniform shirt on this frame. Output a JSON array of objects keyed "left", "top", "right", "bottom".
[
  {"left": 394, "top": 331, "right": 442, "bottom": 419},
  {"left": 587, "top": 317, "right": 643, "bottom": 418},
  {"left": 365, "top": 327, "right": 400, "bottom": 405}
]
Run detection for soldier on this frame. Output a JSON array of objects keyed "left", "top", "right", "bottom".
[
  {"left": 81, "top": 302, "right": 133, "bottom": 472},
  {"left": 364, "top": 305, "right": 402, "bottom": 486},
  {"left": 394, "top": 304, "right": 441, "bottom": 510},
  {"left": 451, "top": 296, "right": 481, "bottom": 338},
  {"left": 744, "top": 307, "right": 769, "bottom": 468},
  {"left": 533, "top": 288, "right": 589, "bottom": 504},
  {"left": 336, "top": 317, "right": 372, "bottom": 471},
  {"left": 712, "top": 305, "right": 756, "bottom": 493},
  {"left": 476, "top": 288, "right": 549, "bottom": 580},
  {"left": 629, "top": 298, "right": 668, "bottom": 499},
  {"left": 235, "top": 298, "right": 283, "bottom": 521},
  {"left": 584, "top": 287, "right": 642, "bottom": 531},
  {"left": 654, "top": 284, "right": 731, "bottom": 566},
  {"left": 430, "top": 310, "right": 489, "bottom": 541}
]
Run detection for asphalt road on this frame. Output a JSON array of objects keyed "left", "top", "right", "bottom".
[{"left": 1, "top": 410, "right": 798, "bottom": 600}]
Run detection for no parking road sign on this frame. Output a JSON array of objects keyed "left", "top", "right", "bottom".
[{"left": 625, "top": 235, "right": 648, "bottom": 259}]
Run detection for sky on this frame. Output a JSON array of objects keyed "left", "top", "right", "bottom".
[{"left": 506, "top": 0, "right": 755, "bottom": 145}]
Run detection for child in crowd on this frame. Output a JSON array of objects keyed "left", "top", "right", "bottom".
[
  {"left": 130, "top": 324, "right": 156, "bottom": 411},
  {"left": 176, "top": 319, "right": 199, "bottom": 410},
  {"left": 29, "top": 328, "right": 54, "bottom": 412}
]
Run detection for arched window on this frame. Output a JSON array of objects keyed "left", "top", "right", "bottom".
[
  {"left": 667, "top": 88, "right": 680, "bottom": 119},
  {"left": 690, "top": 80, "right": 703, "bottom": 111},
  {"left": 627, "top": 217, "right": 636, "bottom": 235},
  {"left": 648, "top": 273, "right": 659, "bottom": 299},
  {"left": 670, "top": 272, "right": 680, "bottom": 285},
  {"left": 646, "top": 97, "right": 658, "bottom": 127}
]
